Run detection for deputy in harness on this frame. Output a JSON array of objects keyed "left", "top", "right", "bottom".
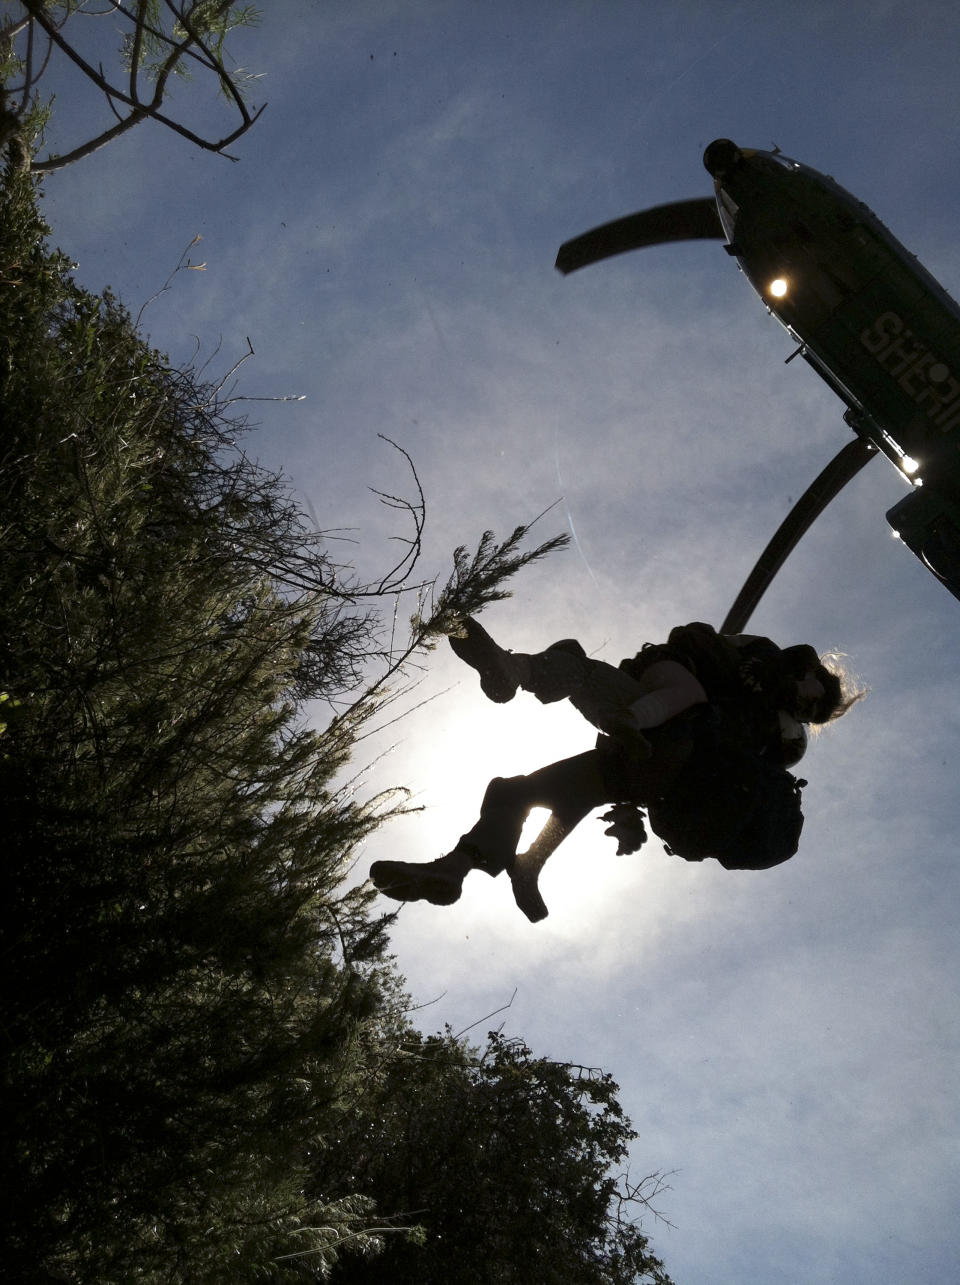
[{"left": 370, "top": 617, "right": 862, "bottom": 921}]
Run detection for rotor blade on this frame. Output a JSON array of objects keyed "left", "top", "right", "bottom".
[
  {"left": 720, "top": 436, "right": 877, "bottom": 635},
  {"left": 555, "top": 198, "right": 723, "bottom": 275}
]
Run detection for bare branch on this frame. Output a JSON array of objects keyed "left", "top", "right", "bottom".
[
  {"left": 16, "top": 1, "right": 267, "bottom": 172},
  {"left": 371, "top": 435, "right": 426, "bottom": 594},
  {"left": 610, "top": 1168, "right": 678, "bottom": 1231},
  {"left": 33, "top": 108, "right": 148, "bottom": 170},
  {"left": 454, "top": 988, "right": 518, "bottom": 1040}
]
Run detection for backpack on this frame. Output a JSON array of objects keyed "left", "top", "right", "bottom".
[
  {"left": 646, "top": 704, "right": 806, "bottom": 871},
  {"left": 622, "top": 621, "right": 791, "bottom": 727}
]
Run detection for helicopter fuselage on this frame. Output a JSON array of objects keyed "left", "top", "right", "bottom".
[{"left": 707, "top": 142, "right": 960, "bottom": 595}]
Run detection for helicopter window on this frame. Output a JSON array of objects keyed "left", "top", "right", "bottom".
[{"left": 755, "top": 152, "right": 798, "bottom": 174}]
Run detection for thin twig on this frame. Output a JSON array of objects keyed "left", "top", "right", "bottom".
[{"left": 455, "top": 988, "right": 518, "bottom": 1040}]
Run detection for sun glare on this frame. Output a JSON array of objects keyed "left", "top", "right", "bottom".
[
  {"left": 399, "top": 688, "right": 633, "bottom": 924},
  {"left": 519, "top": 807, "right": 553, "bottom": 851}
]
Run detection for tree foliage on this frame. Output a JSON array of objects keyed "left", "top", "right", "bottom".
[
  {"left": 0, "top": 154, "right": 675, "bottom": 1282},
  {"left": 0, "top": 162, "right": 569, "bottom": 1281},
  {"left": 317, "top": 1029, "right": 675, "bottom": 1285},
  {"left": 1, "top": 0, "right": 265, "bottom": 171}
]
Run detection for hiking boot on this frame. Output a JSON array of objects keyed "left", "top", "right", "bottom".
[
  {"left": 370, "top": 849, "right": 475, "bottom": 906},
  {"left": 509, "top": 863, "right": 550, "bottom": 923},
  {"left": 449, "top": 617, "right": 522, "bottom": 703},
  {"left": 507, "top": 812, "right": 570, "bottom": 923}
]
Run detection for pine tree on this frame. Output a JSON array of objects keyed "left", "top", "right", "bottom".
[{"left": 0, "top": 164, "right": 565, "bottom": 1282}]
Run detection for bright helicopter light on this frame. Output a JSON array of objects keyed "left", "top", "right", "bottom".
[
  {"left": 901, "top": 455, "right": 920, "bottom": 474},
  {"left": 769, "top": 277, "right": 789, "bottom": 297}
]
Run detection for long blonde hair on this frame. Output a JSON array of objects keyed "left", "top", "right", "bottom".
[{"left": 810, "top": 650, "right": 866, "bottom": 728}]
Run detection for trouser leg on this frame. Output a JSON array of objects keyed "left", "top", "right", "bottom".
[
  {"left": 461, "top": 711, "right": 704, "bottom": 872},
  {"left": 368, "top": 751, "right": 611, "bottom": 908},
  {"left": 449, "top": 619, "right": 645, "bottom": 733},
  {"left": 369, "top": 733, "right": 691, "bottom": 911},
  {"left": 457, "top": 750, "right": 613, "bottom": 876},
  {"left": 519, "top": 641, "right": 647, "bottom": 736}
]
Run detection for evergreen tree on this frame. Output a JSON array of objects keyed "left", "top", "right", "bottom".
[{"left": 0, "top": 163, "right": 565, "bottom": 1282}]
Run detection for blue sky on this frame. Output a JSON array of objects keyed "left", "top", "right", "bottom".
[{"left": 31, "top": 2, "right": 960, "bottom": 1281}]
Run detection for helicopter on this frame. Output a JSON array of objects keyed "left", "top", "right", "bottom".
[{"left": 556, "top": 138, "right": 960, "bottom": 632}]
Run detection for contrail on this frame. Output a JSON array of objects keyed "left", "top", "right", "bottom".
[{"left": 555, "top": 429, "right": 601, "bottom": 588}]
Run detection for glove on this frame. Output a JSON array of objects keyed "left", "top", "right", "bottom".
[{"left": 601, "top": 804, "right": 648, "bottom": 856}]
